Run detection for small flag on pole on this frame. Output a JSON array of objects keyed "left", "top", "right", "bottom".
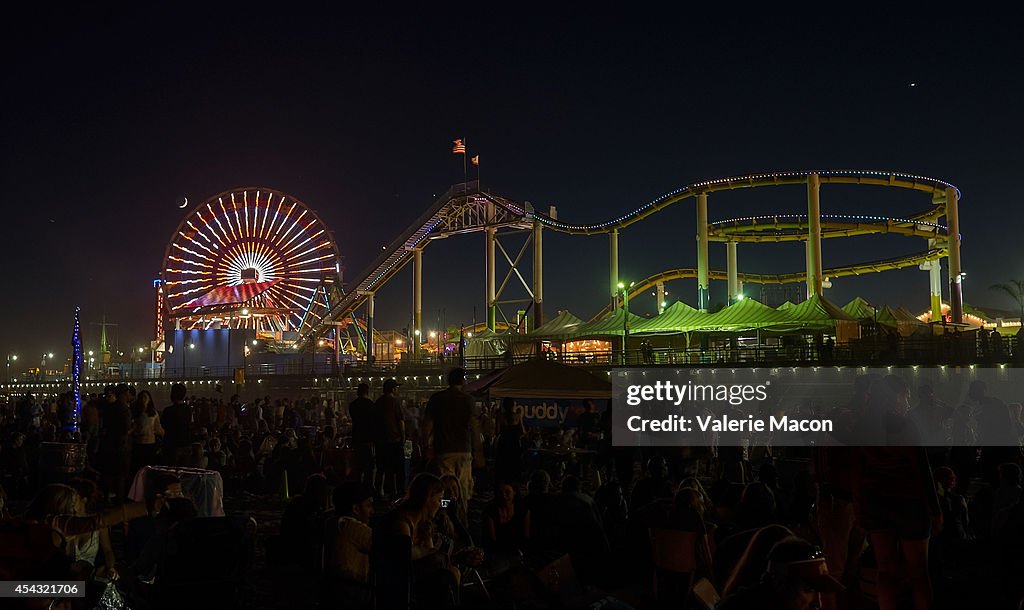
[
  {"left": 471, "top": 155, "right": 479, "bottom": 166},
  {"left": 452, "top": 139, "right": 466, "bottom": 154}
]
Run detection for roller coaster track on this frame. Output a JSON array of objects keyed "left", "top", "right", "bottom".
[
  {"left": 589, "top": 247, "right": 949, "bottom": 320},
  {"left": 299, "top": 170, "right": 958, "bottom": 347}
]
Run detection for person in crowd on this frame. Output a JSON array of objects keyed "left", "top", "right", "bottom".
[
  {"left": 377, "top": 473, "right": 459, "bottom": 607},
  {"left": 483, "top": 481, "right": 525, "bottom": 560},
  {"left": 966, "top": 380, "right": 1019, "bottom": 474},
  {"left": 423, "top": 368, "right": 481, "bottom": 507},
  {"left": 349, "top": 383, "right": 375, "bottom": 487},
  {"left": 0, "top": 432, "right": 30, "bottom": 498},
  {"left": 22, "top": 483, "right": 163, "bottom": 550},
  {"left": 187, "top": 442, "right": 208, "bottom": 469},
  {"left": 205, "top": 436, "right": 228, "bottom": 471},
  {"left": 281, "top": 473, "right": 330, "bottom": 570},
  {"left": 523, "top": 469, "right": 556, "bottom": 553},
  {"left": 323, "top": 481, "right": 375, "bottom": 609},
  {"left": 373, "top": 379, "right": 406, "bottom": 498},
  {"left": 436, "top": 474, "right": 473, "bottom": 550},
  {"left": 66, "top": 478, "right": 117, "bottom": 580},
  {"left": 718, "top": 536, "right": 845, "bottom": 610},
  {"left": 130, "top": 390, "right": 163, "bottom": 477},
  {"left": 124, "top": 472, "right": 185, "bottom": 563},
  {"left": 161, "top": 383, "right": 192, "bottom": 466},
  {"left": 735, "top": 481, "right": 778, "bottom": 531},
  {"left": 715, "top": 524, "right": 793, "bottom": 596},
  {"left": 993, "top": 462, "right": 1023, "bottom": 532},
  {"left": 576, "top": 399, "right": 601, "bottom": 449},
  {"left": 934, "top": 467, "right": 971, "bottom": 542},
  {"left": 629, "top": 456, "right": 674, "bottom": 522},
  {"left": 495, "top": 397, "right": 526, "bottom": 486},
  {"left": 910, "top": 384, "right": 953, "bottom": 447},
  {"left": 655, "top": 486, "right": 713, "bottom": 575},
  {"left": 852, "top": 375, "right": 940, "bottom": 610},
  {"left": 125, "top": 496, "right": 198, "bottom": 582},
  {"left": 98, "top": 384, "right": 133, "bottom": 501}
]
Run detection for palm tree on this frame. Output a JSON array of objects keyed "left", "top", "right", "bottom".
[{"left": 990, "top": 280, "right": 1024, "bottom": 323}]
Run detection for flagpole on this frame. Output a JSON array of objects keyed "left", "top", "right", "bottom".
[{"left": 463, "top": 136, "right": 468, "bottom": 185}]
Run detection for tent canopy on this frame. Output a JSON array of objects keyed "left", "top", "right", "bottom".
[
  {"left": 633, "top": 301, "right": 710, "bottom": 335},
  {"left": 576, "top": 308, "right": 644, "bottom": 337},
  {"left": 473, "top": 358, "right": 612, "bottom": 399},
  {"left": 774, "top": 294, "right": 860, "bottom": 340},
  {"left": 702, "top": 298, "right": 796, "bottom": 332},
  {"left": 842, "top": 296, "right": 878, "bottom": 321},
  {"left": 783, "top": 295, "right": 857, "bottom": 326},
  {"left": 464, "top": 328, "right": 507, "bottom": 357},
  {"left": 529, "top": 310, "right": 586, "bottom": 339}
]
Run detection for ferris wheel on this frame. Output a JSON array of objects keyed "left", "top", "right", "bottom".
[{"left": 162, "top": 188, "right": 340, "bottom": 334}]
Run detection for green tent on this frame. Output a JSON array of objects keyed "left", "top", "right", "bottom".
[
  {"left": 777, "top": 301, "right": 796, "bottom": 311},
  {"left": 876, "top": 305, "right": 927, "bottom": 337},
  {"left": 463, "top": 328, "right": 508, "bottom": 357},
  {"left": 632, "top": 301, "right": 710, "bottom": 335},
  {"left": 842, "top": 296, "right": 878, "bottom": 321},
  {"left": 777, "top": 294, "right": 860, "bottom": 340},
  {"left": 576, "top": 308, "right": 645, "bottom": 337},
  {"left": 528, "top": 310, "right": 586, "bottom": 340},
  {"left": 701, "top": 298, "right": 797, "bottom": 332}
]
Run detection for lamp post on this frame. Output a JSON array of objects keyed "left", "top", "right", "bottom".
[
  {"left": 6, "top": 354, "right": 17, "bottom": 383},
  {"left": 40, "top": 352, "right": 53, "bottom": 380},
  {"left": 414, "top": 329, "right": 421, "bottom": 361},
  {"left": 618, "top": 282, "right": 633, "bottom": 364}
]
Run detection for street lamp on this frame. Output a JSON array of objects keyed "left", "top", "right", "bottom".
[
  {"left": 40, "top": 352, "right": 53, "bottom": 381},
  {"left": 618, "top": 282, "right": 634, "bottom": 364},
  {"left": 6, "top": 354, "right": 17, "bottom": 383}
]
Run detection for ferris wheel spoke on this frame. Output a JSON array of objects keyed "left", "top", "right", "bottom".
[
  {"left": 286, "top": 243, "right": 332, "bottom": 264},
  {"left": 277, "top": 208, "right": 309, "bottom": 250},
  {"left": 164, "top": 189, "right": 339, "bottom": 339}
]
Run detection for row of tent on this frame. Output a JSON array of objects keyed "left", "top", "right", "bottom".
[{"left": 522, "top": 295, "right": 928, "bottom": 341}]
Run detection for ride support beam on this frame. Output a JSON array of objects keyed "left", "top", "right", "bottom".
[
  {"left": 946, "top": 187, "right": 963, "bottom": 323},
  {"left": 486, "top": 227, "right": 496, "bottom": 331},
  {"left": 656, "top": 282, "right": 666, "bottom": 314},
  {"left": 610, "top": 229, "right": 619, "bottom": 311},
  {"left": 806, "top": 173, "right": 823, "bottom": 299},
  {"left": 533, "top": 220, "right": 544, "bottom": 328},
  {"left": 366, "top": 292, "right": 374, "bottom": 363},
  {"left": 922, "top": 241, "right": 943, "bottom": 322},
  {"left": 413, "top": 249, "right": 423, "bottom": 344},
  {"left": 696, "top": 192, "right": 709, "bottom": 311},
  {"left": 726, "top": 241, "right": 739, "bottom": 303}
]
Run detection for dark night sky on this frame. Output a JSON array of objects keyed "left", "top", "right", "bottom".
[{"left": 2, "top": 6, "right": 1022, "bottom": 366}]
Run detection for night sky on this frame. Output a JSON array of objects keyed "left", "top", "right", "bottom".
[{"left": 3, "top": 6, "right": 1022, "bottom": 366}]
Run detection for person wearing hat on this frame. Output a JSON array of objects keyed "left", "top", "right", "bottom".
[
  {"left": 718, "top": 536, "right": 844, "bottom": 610},
  {"left": 373, "top": 379, "right": 406, "bottom": 498},
  {"left": 422, "top": 368, "right": 481, "bottom": 507}
]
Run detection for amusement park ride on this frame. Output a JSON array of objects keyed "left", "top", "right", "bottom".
[{"left": 156, "top": 171, "right": 964, "bottom": 362}]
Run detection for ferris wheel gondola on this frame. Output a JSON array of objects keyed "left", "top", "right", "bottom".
[{"left": 162, "top": 188, "right": 340, "bottom": 335}]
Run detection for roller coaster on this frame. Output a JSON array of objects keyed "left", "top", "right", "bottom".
[{"left": 296, "top": 170, "right": 963, "bottom": 355}]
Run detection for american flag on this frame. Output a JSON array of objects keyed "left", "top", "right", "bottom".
[{"left": 452, "top": 139, "right": 466, "bottom": 154}]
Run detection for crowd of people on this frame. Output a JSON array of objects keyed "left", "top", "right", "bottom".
[{"left": 1, "top": 367, "right": 1023, "bottom": 609}]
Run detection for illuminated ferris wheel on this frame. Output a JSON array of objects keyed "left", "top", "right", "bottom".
[{"left": 162, "top": 188, "right": 340, "bottom": 335}]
